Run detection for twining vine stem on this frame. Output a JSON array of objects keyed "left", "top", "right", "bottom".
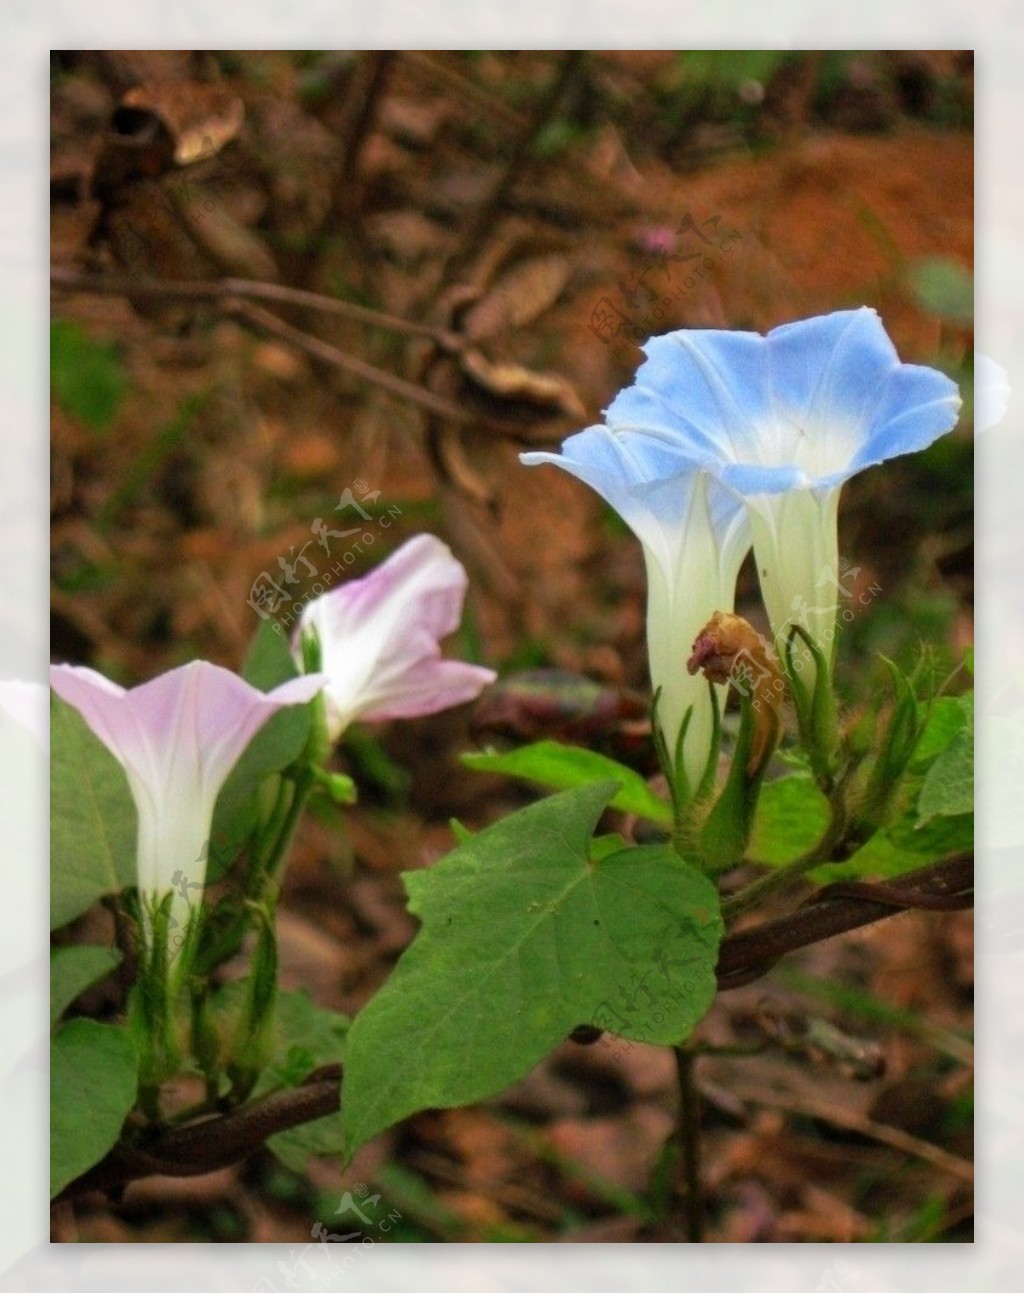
[
  {"left": 55, "top": 852, "right": 972, "bottom": 1205},
  {"left": 715, "top": 850, "right": 972, "bottom": 990}
]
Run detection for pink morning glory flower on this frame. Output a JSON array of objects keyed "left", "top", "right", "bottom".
[
  {"left": 294, "top": 534, "right": 496, "bottom": 741},
  {"left": 49, "top": 661, "right": 324, "bottom": 939}
]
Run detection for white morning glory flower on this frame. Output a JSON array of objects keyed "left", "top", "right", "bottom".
[
  {"left": 294, "top": 534, "right": 496, "bottom": 742},
  {"left": 49, "top": 661, "right": 325, "bottom": 942},
  {"left": 602, "top": 307, "right": 962, "bottom": 663},
  {"left": 521, "top": 429, "right": 751, "bottom": 794}
]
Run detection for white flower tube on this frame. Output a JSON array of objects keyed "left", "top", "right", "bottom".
[{"left": 522, "top": 428, "right": 751, "bottom": 795}]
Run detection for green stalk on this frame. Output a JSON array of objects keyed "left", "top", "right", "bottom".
[
  {"left": 255, "top": 768, "right": 315, "bottom": 891},
  {"left": 722, "top": 790, "right": 849, "bottom": 920}
]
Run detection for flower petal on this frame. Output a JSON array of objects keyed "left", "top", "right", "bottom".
[
  {"left": 606, "top": 330, "right": 774, "bottom": 463},
  {"left": 603, "top": 308, "right": 961, "bottom": 491},
  {"left": 295, "top": 535, "right": 495, "bottom": 737},
  {"left": 351, "top": 658, "right": 498, "bottom": 723},
  {"left": 51, "top": 662, "right": 323, "bottom": 811},
  {"left": 765, "top": 308, "right": 901, "bottom": 435},
  {"left": 524, "top": 426, "right": 749, "bottom": 578},
  {"left": 849, "top": 362, "right": 964, "bottom": 473}
]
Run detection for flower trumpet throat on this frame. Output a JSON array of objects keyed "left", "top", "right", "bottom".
[{"left": 686, "top": 611, "right": 783, "bottom": 776}]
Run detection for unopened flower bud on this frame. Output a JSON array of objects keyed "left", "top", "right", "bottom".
[{"left": 687, "top": 611, "right": 782, "bottom": 774}]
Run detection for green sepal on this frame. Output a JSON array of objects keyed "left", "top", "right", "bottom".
[
  {"left": 855, "top": 656, "right": 923, "bottom": 833},
  {"left": 782, "top": 632, "right": 813, "bottom": 741},
  {"left": 298, "top": 622, "right": 323, "bottom": 676},
  {"left": 227, "top": 899, "right": 279, "bottom": 1100},
  {"left": 191, "top": 897, "right": 250, "bottom": 981},
  {"left": 189, "top": 981, "right": 221, "bottom": 1087},
  {"left": 698, "top": 691, "right": 769, "bottom": 874},
  {"left": 844, "top": 704, "right": 877, "bottom": 762},
  {"left": 311, "top": 766, "right": 358, "bottom": 806},
  {"left": 694, "top": 682, "right": 723, "bottom": 805},
  {"left": 132, "top": 894, "right": 174, "bottom": 1088},
  {"left": 783, "top": 625, "right": 839, "bottom": 787},
  {"left": 651, "top": 689, "right": 700, "bottom": 816},
  {"left": 652, "top": 684, "right": 725, "bottom": 860},
  {"left": 130, "top": 892, "right": 205, "bottom": 1091},
  {"left": 303, "top": 686, "right": 332, "bottom": 770}
]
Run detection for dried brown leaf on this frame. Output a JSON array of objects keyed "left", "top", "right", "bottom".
[
  {"left": 461, "top": 252, "right": 571, "bottom": 342},
  {"left": 121, "top": 82, "right": 244, "bottom": 165},
  {"left": 459, "top": 348, "right": 585, "bottom": 419},
  {"left": 173, "top": 192, "right": 279, "bottom": 281},
  {"left": 430, "top": 428, "right": 496, "bottom": 508}
]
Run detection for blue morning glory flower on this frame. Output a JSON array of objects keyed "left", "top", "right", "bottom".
[
  {"left": 521, "top": 428, "right": 750, "bottom": 794},
  {"left": 598, "top": 307, "right": 961, "bottom": 662},
  {"left": 522, "top": 308, "right": 960, "bottom": 789}
]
